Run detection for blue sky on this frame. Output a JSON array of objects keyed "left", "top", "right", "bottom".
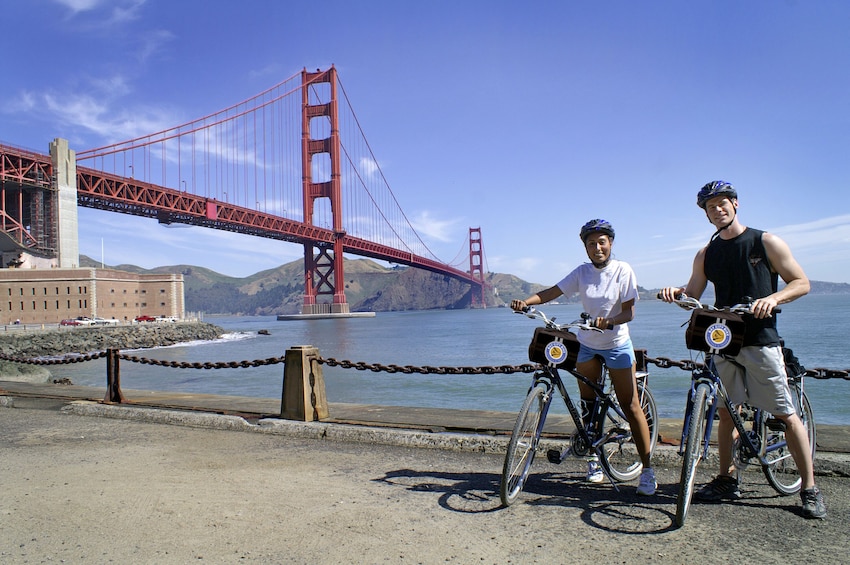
[{"left": 2, "top": 0, "right": 849, "bottom": 288}]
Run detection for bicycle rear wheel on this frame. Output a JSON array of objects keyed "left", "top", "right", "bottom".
[
  {"left": 762, "top": 389, "right": 817, "bottom": 495},
  {"left": 675, "top": 383, "right": 710, "bottom": 529},
  {"left": 500, "top": 383, "right": 549, "bottom": 507},
  {"left": 602, "top": 383, "right": 659, "bottom": 482}
]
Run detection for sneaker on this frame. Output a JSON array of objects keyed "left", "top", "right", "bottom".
[
  {"left": 694, "top": 475, "right": 741, "bottom": 502},
  {"left": 586, "top": 458, "right": 604, "bottom": 483},
  {"left": 636, "top": 467, "right": 657, "bottom": 496},
  {"left": 800, "top": 487, "right": 827, "bottom": 519}
]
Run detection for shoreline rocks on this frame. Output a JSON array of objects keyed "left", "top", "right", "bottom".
[{"left": 0, "top": 322, "right": 225, "bottom": 382}]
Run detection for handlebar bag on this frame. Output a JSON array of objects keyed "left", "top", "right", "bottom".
[
  {"left": 685, "top": 309, "right": 746, "bottom": 356},
  {"left": 529, "top": 327, "right": 580, "bottom": 370}
]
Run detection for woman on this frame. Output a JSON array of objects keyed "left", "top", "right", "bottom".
[{"left": 510, "top": 219, "right": 655, "bottom": 495}]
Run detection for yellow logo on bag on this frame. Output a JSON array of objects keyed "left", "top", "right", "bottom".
[
  {"left": 705, "top": 322, "right": 733, "bottom": 350},
  {"left": 545, "top": 340, "right": 568, "bottom": 364}
]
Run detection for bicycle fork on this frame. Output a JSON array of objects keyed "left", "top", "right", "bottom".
[{"left": 679, "top": 376, "right": 719, "bottom": 462}]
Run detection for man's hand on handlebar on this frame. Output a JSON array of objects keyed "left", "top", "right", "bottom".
[
  {"left": 750, "top": 296, "right": 779, "bottom": 319},
  {"left": 657, "top": 287, "right": 685, "bottom": 302}
]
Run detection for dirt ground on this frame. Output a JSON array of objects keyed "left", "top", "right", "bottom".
[{"left": 1, "top": 405, "right": 846, "bottom": 564}]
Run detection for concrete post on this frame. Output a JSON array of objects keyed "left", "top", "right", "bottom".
[
  {"left": 281, "top": 345, "right": 329, "bottom": 421},
  {"left": 50, "top": 138, "right": 79, "bottom": 268}
]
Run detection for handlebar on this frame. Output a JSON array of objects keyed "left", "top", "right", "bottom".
[
  {"left": 656, "top": 292, "right": 780, "bottom": 315},
  {"left": 516, "top": 306, "right": 604, "bottom": 333}
]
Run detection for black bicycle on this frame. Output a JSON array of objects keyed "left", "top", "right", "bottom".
[
  {"left": 500, "top": 307, "right": 659, "bottom": 507},
  {"left": 662, "top": 294, "right": 816, "bottom": 528}
]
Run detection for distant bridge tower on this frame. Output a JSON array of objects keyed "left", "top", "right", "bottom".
[
  {"left": 301, "top": 67, "right": 349, "bottom": 315},
  {"left": 468, "top": 227, "right": 485, "bottom": 307}
]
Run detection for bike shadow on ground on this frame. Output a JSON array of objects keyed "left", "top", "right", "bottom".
[
  {"left": 527, "top": 472, "right": 679, "bottom": 533},
  {"left": 374, "top": 467, "right": 683, "bottom": 532}
]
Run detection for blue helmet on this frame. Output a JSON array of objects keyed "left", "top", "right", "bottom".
[
  {"left": 579, "top": 219, "right": 615, "bottom": 242},
  {"left": 697, "top": 180, "right": 737, "bottom": 209}
]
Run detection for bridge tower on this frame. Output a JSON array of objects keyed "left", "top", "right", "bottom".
[
  {"left": 468, "top": 227, "right": 486, "bottom": 308},
  {"left": 300, "top": 67, "right": 349, "bottom": 315}
]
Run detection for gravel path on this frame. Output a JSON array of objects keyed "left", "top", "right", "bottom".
[{"left": 1, "top": 405, "right": 846, "bottom": 564}]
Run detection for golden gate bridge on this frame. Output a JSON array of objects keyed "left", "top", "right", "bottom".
[{"left": 0, "top": 66, "right": 487, "bottom": 314}]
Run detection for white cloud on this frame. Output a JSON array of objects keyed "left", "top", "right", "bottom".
[
  {"left": 409, "top": 210, "right": 459, "bottom": 244},
  {"left": 53, "top": 0, "right": 101, "bottom": 13}
]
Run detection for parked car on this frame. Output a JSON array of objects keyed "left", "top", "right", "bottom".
[
  {"left": 74, "top": 317, "right": 96, "bottom": 326},
  {"left": 92, "top": 317, "right": 119, "bottom": 326},
  {"left": 134, "top": 315, "right": 156, "bottom": 323},
  {"left": 60, "top": 319, "right": 82, "bottom": 326},
  {"left": 156, "top": 316, "right": 178, "bottom": 323}
]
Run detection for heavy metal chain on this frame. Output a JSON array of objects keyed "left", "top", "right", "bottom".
[
  {"left": 1, "top": 350, "right": 848, "bottom": 380},
  {"left": 116, "top": 353, "right": 286, "bottom": 369},
  {"left": 317, "top": 357, "right": 538, "bottom": 375}
]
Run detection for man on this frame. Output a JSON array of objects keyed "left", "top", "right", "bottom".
[{"left": 660, "top": 180, "right": 826, "bottom": 519}]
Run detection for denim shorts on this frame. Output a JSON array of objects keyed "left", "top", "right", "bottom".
[{"left": 577, "top": 339, "right": 636, "bottom": 370}]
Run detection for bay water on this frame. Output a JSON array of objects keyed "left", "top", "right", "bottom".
[{"left": 53, "top": 294, "right": 850, "bottom": 425}]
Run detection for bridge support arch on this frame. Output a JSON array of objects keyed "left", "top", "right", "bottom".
[{"left": 301, "top": 67, "right": 349, "bottom": 315}]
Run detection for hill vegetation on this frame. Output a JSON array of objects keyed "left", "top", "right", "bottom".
[{"left": 80, "top": 256, "right": 849, "bottom": 315}]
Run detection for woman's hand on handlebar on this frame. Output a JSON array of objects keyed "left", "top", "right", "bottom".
[
  {"left": 510, "top": 299, "right": 528, "bottom": 312},
  {"left": 588, "top": 315, "right": 612, "bottom": 330}
]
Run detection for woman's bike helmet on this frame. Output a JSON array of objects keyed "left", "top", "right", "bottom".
[
  {"left": 697, "top": 180, "right": 737, "bottom": 209},
  {"left": 580, "top": 219, "right": 615, "bottom": 242}
]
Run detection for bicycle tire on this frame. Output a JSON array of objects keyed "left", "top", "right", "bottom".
[
  {"left": 675, "top": 383, "right": 710, "bottom": 528},
  {"left": 762, "top": 389, "right": 817, "bottom": 495},
  {"left": 602, "top": 384, "right": 659, "bottom": 482},
  {"left": 500, "top": 383, "right": 549, "bottom": 507}
]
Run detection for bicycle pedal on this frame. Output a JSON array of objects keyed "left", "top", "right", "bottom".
[{"left": 546, "top": 449, "right": 565, "bottom": 465}]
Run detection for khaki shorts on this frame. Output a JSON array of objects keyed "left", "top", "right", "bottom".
[{"left": 712, "top": 345, "right": 795, "bottom": 416}]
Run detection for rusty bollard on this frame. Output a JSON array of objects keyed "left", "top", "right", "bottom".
[
  {"left": 281, "top": 345, "right": 329, "bottom": 421},
  {"left": 103, "top": 348, "right": 127, "bottom": 404}
]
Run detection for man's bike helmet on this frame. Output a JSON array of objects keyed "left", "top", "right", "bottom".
[
  {"left": 580, "top": 219, "right": 615, "bottom": 242},
  {"left": 697, "top": 180, "right": 737, "bottom": 209}
]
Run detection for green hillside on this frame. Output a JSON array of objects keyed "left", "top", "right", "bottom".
[{"left": 80, "top": 256, "right": 849, "bottom": 315}]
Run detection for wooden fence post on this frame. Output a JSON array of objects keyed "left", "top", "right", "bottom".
[
  {"left": 103, "top": 348, "right": 127, "bottom": 404},
  {"left": 281, "top": 345, "right": 329, "bottom": 421}
]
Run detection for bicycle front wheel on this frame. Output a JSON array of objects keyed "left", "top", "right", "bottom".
[
  {"left": 602, "top": 383, "right": 659, "bottom": 482},
  {"left": 675, "top": 383, "right": 710, "bottom": 529},
  {"left": 762, "top": 390, "right": 817, "bottom": 495},
  {"left": 500, "top": 383, "right": 549, "bottom": 507}
]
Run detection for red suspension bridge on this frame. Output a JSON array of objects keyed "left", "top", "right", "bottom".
[{"left": 0, "top": 67, "right": 487, "bottom": 314}]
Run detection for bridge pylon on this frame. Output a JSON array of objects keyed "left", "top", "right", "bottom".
[
  {"left": 301, "top": 66, "right": 349, "bottom": 315},
  {"left": 468, "top": 227, "right": 486, "bottom": 308}
]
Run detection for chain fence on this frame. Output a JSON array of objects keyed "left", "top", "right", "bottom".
[{"left": 1, "top": 350, "right": 849, "bottom": 380}]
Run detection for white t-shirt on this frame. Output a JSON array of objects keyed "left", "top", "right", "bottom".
[{"left": 556, "top": 259, "right": 639, "bottom": 350}]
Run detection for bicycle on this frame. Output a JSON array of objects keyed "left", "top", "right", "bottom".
[
  {"left": 661, "top": 294, "right": 817, "bottom": 528},
  {"left": 500, "top": 307, "right": 659, "bottom": 507}
]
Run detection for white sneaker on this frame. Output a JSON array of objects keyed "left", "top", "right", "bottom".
[
  {"left": 636, "top": 467, "right": 657, "bottom": 496},
  {"left": 585, "top": 459, "right": 604, "bottom": 483}
]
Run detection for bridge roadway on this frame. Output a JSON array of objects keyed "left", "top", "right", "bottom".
[{"left": 2, "top": 379, "right": 849, "bottom": 563}]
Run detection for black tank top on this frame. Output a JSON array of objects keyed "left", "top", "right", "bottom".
[{"left": 704, "top": 227, "right": 780, "bottom": 346}]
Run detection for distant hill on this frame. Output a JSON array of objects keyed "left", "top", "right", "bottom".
[{"left": 79, "top": 256, "right": 849, "bottom": 315}]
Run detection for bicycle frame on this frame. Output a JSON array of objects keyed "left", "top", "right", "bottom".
[
  {"left": 531, "top": 362, "right": 641, "bottom": 486},
  {"left": 500, "top": 306, "right": 658, "bottom": 507},
  {"left": 680, "top": 355, "right": 799, "bottom": 470}
]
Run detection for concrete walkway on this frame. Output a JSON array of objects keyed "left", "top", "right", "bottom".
[{"left": 2, "top": 379, "right": 849, "bottom": 476}]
